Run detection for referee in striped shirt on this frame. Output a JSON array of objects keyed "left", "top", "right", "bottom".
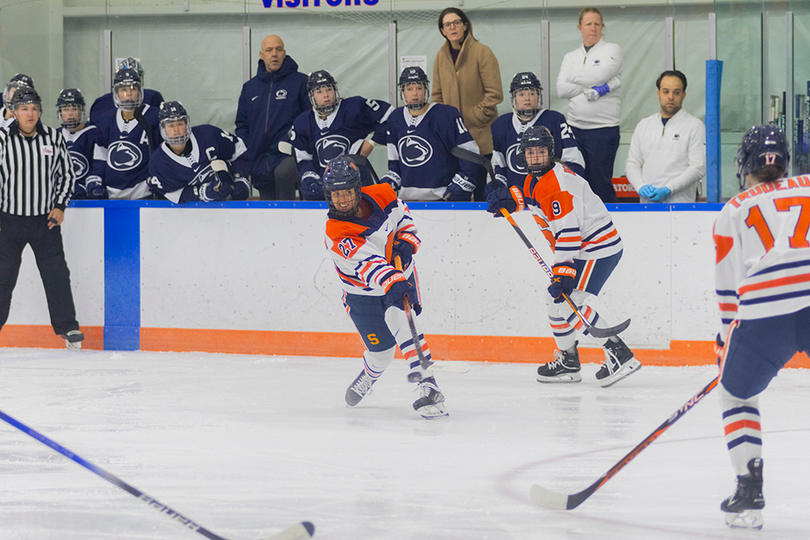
[{"left": 0, "top": 87, "right": 84, "bottom": 350}]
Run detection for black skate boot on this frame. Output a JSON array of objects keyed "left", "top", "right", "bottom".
[
  {"left": 345, "top": 370, "right": 376, "bottom": 407},
  {"left": 721, "top": 458, "right": 765, "bottom": 530},
  {"left": 61, "top": 330, "right": 84, "bottom": 351},
  {"left": 595, "top": 337, "right": 641, "bottom": 387},
  {"left": 413, "top": 376, "right": 448, "bottom": 419},
  {"left": 537, "top": 342, "right": 582, "bottom": 383}
]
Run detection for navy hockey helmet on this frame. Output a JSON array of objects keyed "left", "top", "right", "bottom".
[
  {"left": 56, "top": 88, "right": 86, "bottom": 131},
  {"left": 519, "top": 126, "right": 555, "bottom": 178},
  {"left": 112, "top": 67, "right": 143, "bottom": 111},
  {"left": 158, "top": 100, "right": 190, "bottom": 147},
  {"left": 510, "top": 72, "right": 542, "bottom": 120},
  {"left": 118, "top": 57, "right": 145, "bottom": 80},
  {"left": 323, "top": 155, "right": 363, "bottom": 219},
  {"left": 736, "top": 124, "right": 790, "bottom": 189},
  {"left": 9, "top": 87, "right": 42, "bottom": 111},
  {"left": 399, "top": 66, "right": 430, "bottom": 111},
  {"left": 4, "top": 73, "right": 35, "bottom": 106},
  {"left": 307, "top": 70, "right": 340, "bottom": 116}
]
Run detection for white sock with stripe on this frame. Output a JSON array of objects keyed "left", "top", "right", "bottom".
[{"left": 720, "top": 385, "right": 762, "bottom": 476}]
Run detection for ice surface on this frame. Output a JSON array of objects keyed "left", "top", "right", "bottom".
[{"left": 1, "top": 349, "right": 808, "bottom": 539}]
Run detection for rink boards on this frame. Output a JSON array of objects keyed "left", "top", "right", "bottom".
[{"left": 2, "top": 200, "right": 807, "bottom": 368}]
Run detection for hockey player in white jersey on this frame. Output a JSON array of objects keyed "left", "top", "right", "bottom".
[
  {"left": 489, "top": 71, "right": 585, "bottom": 198},
  {"left": 381, "top": 66, "right": 480, "bottom": 201},
  {"left": 487, "top": 126, "right": 639, "bottom": 387},
  {"left": 87, "top": 67, "right": 161, "bottom": 200},
  {"left": 291, "top": 70, "right": 393, "bottom": 200},
  {"left": 322, "top": 156, "right": 448, "bottom": 419},
  {"left": 1, "top": 74, "right": 35, "bottom": 130},
  {"left": 147, "top": 101, "right": 251, "bottom": 203},
  {"left": 56, "top": 88, "right": 97, "bottom": 199},
  {"left": 713, "top": 125, "right": 810, "bottom": 530}
]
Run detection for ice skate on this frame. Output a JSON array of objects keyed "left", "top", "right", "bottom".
[
  {"left": 413, "top": 376, "right": 448, "bottom": 419},
  {"left": 537, "top": 342, "right": 582, "bottom": 383},
  {"left": 722, "top": 458, "right": 765, "bottom": 530},
  {"left": 595, "top": 338, "right": 640, "bottom": 387},
  {"left": 61, "top": 330, "right": 84, "bottom": 351},
  {"left": 345, "top": 369, "right": 376, "bottom": 406}
]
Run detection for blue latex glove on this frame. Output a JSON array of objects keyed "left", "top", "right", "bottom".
[
  {"left": 593, "top": 83, "right": 610, "bottom": 97},
  {"left": 648, "top": 186, "right": 671, "bottom": 202},
  {"left": 638, "top": 184, "right": 656, "bottom": 199}
]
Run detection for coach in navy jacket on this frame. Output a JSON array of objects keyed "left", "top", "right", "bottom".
[{"left": 235, "top": 35, "right": 308, "bottom": 199}]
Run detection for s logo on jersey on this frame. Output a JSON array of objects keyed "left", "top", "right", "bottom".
[
  {"left": 397, "top": 135, "right": 433, "bottom": 168},
  {"left": 316, "top": 135, "right": 350, "bottom": 168},
  {"left": 70, "top": 151, "right": 89, "bottom": 179},
  {"left": 506, "top": 143, "right": 527, "bottom": 175},
  {"left": 107, "top": 141, "right": 143, "bottom": 171}
]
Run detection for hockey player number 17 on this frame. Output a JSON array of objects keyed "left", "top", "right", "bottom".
[{"left": 745, "top": 196, "right": 810, "bottom": 252}]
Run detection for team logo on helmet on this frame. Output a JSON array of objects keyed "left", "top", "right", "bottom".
[
  {"left": 316, "top": 135, "right": 350, "bottom": 168},
  {"left": 70, "top": 151, "right": 89, "bottom": 179},
  {"left": 506, "top": 143, "right": 527, "bottom": 175},
  {"left": 108, "top": 141, "right": 143, "bottom": 171},
  {"left": 397, "top": 136, "right": 433, "bottom": 167}
]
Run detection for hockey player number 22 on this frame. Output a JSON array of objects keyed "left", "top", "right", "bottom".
[{"left": 745, "top": 196, "right": 810, "bottom": 252}]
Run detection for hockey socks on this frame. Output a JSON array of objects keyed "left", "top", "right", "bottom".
[{"left": 720, "top": 386, "right": 762, "bottom": 476}]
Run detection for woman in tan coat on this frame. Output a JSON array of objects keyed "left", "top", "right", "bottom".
[{"left": 432, "top": 7, "right": 503, "bottom": 201}]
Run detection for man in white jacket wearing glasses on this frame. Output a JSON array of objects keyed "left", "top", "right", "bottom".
[{"left": 625, "top": 70, "right": 706, "bottom": 203}]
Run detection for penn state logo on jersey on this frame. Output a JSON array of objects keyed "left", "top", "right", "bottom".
[
  {"left": 316, "top": 135, "right": 350, "bottom": 168},
  {"left": 506, "top": 143, "right": 527, "bottom": 175},
  {"left": 107, "top": 141, "right": 144, "bottom": 171},
  {"left": 276, "top": 89, "right": 287, "bottom": 100},
  {"left": 70, "top": 150, "right": 89, "bottom": 178},
  {"left": 397, "top": 135, "right": 434, "bottom": 168}
]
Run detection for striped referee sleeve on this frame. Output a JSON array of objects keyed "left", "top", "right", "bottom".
[{"left": 0, "top": 124, "right": 75, "bottom": 216}]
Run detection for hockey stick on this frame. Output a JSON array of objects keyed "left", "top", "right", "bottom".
[
  {"left": 393, "top": 255, "right": 434, "bottom": 375},
  {"left": 530, "top": 375, "right": 719, "bottom": 510},
  {"left": 0, "top": 408, "right": 314, "bottom": 540},
  {"left": 499, "top": 208, "right": 630, "bottom": 339},
  {"left": 451, "top": 146, "right": 495, "bottom": 179}
]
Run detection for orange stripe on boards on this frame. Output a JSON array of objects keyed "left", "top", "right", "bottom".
[
  {"left": 0, "top": 325, "right": 103, "bottom": 350},
  {"left": 4, "top": 326, "right": 810, "bottom": 369}
]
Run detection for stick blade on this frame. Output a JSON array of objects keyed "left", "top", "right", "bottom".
[
  {"left": 529, "top": 484, "right": 569, "bottom": 510},
  {"left": 587, "top": 318, "right": 631, "bottom": 339},
  {"left": 262, "top": 521, "right": 315, "bottom": 540}
]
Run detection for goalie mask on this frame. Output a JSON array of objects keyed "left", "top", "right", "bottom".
[
  {"left": 56, "top": 88, "right": 86, "bottom": 131},
  {"left": 307, "top": 70, "right": 340, "bottom": 116},
  {"left": 399, "top": 67, "right": 430, "bottom": 111},
  {"left": 112, "top": 67, "right": 143, "bottom": 111},
  {"left": 736, "top": 124, "right": 790, "bottom": 189},
  {"left": 4, "top": 73, "right": 34, "bottom": 107},
  {"left": 323, "top": 156, "right": 362, "bottom": 219},
  {"left": 519, "top": 126, "right": 555, "bottom": 178},
  {"left": 159, "top": 100, "right": 190, "bottom": 147},
  {"left": 510, "top": 72, "right": 542, "bottom": 121}
]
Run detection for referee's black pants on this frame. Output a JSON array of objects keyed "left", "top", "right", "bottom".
[{"left": 0, "top": 212, "right": 79, "bottom": 336}]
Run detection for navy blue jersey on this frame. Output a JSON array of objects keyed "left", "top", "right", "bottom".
[
  {"left": 491, "top": 109, "right": 586, "bottom": 189},
  {"left": 88, "top": 89, "right": 164, "bottom": 126},
  {"left": 60, "top": 124, "right": 97, "bottom": 198},
  {"left": 147, "top": 124, "right": 249, "bottom": 203},
  {"left": 290, "top": 95, "right": 393, "bottom": 183},
  {"left": 383, "top": 103, "right": 480, "bottom": 201},
  {"left": 92, "top": 104, "right": 161, "bottom": 198}
]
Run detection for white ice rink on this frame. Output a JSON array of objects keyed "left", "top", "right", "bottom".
[{"left": 1, "top": 348, "right": 808, "bottom": 540}]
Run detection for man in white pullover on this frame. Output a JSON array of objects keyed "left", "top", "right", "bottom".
[{"left": 625, "top": 70, "right": 705, "bottom": 203}]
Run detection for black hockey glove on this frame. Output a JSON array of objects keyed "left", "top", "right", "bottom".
[
  {"left": 385, "top": 278, "right": 422, "bottom": 315},
  {"left": 548, "top": 262, "right": 577, "bottom": 303},
  {"left": 392, "top": 238, "right": 415, "bottom": 269},
  {"left": 486, "top": 182, "right": 517, "bottom": 216}
]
